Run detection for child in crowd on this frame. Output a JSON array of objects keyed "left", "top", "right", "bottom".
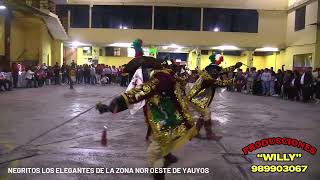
[{"left": 100, "top": 75, "right": 109, "bottom": 86}]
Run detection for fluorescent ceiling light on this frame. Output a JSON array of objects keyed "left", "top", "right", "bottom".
[
  {"left": 213, "top": 27, "right": 220, "bottom": 32},
  {"left": 71, "top": 41, "right": 83, "bottom": 47},
  {"left": 109, "top": 43, "right": 131, "bottom": 47},
  {"left": 212, "top": 45, "right": 240, "bottom": 51},
  {"left": 0, "top": 5, "right": 6, "bottom": 10},
  {"left": 83, "top": 47, "right": 90, "bottom": 51},
  {"left": 119, "top": 25, "right": 128, "bottom": 29},
  {"left": 173, "top": 49, "right": 189, "bottom": 53},
  {"left": 163, "top": 44, "right": 184, "bottom": 50},
  {"left": 255, "top": 47, "right": 279, "bottom": 52}
]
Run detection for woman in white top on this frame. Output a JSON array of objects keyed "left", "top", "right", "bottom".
[{"left": 25, "top": 68, "right": 35, "bottom": 88}]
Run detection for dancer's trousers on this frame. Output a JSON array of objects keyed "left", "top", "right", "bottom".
[
  {"left": 147, "top": 136, "right": 164, "bottom": 168},
  {"left": 196, "top": 108, "right": 213, "bottom": 137}
]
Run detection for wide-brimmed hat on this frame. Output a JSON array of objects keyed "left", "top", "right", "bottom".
[{"left": 123, "top": 56, "right": 163, "bottom": 73}]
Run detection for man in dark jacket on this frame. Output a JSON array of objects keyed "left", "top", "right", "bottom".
[
  {"left": 11, "top": 63, "right": 19, "bottom": 88},
  {"left": 300, "top": 69, "right": 314, "bottom": 102},
  {"left": 53, "top": 62, "right": 60, "bottom": 85}
]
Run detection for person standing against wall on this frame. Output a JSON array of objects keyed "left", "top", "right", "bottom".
[
  {"left": 95, "top": 64, "right": 102, "bottom": 84},
  {"left": 11, "top": 63, "right": 19, "bottom": 88},
  {"left": 25, "top": 66, "right": 36, "bottom": 88},
  {"left": 71, "top": 60, "right": 77, "bottom": 69},
  {"left": 90, "top": 64, "right": 96, "bottom": 85},
  {"left": 275, "top": 68, "right": 284, "bottom": 96},
  {"left": 261, "top": 68, "right": 271, "bottom": 96},
  {"left": 270, "top": 70, "right": 276, "bottom": 96},
  {"left": 53, "top": 62, "right": 60, "bottom": 85},
  {"left": 105, "top": 66, "right": 112, "bottom": 84},
  {"left": 61, "top": 63, "right": 67, "bottom": 84},
  {"left": 300, "top": 69, "right": 314, "bottom": 102},
  {"left": 111, "top": 66, "right": 117, "bottom": 84},
  {"left": 68, "top": 65, "right": 76, "bottom": 89},
  {"left": 246, "top": 67, "right": 256, "bottom": 94},
  {"left": 315, "top": 73, "right": 320, "bottom": 104}
]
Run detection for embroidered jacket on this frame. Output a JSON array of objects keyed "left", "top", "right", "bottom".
[
  {"left": 187, "top": 65, "right": 237, "bottom": 113},
  {"left": 106, "top": 69, "right": 197, "bottom": 156}
]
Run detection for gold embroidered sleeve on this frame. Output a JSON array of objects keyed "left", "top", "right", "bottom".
[
  {"left": 187, "top": 77, "right": 203, "bottom": 101},
  {"left": 214, "top": 79, "right": 234, "bottom": 87},
  {"left": 221, "top": 65, "right": 237, "bottom": 73},
  {"left": 122, "top": 78, "right": 159, "bottom": 106},
  {"left": 187, "top": 71, "right": 212, "bottom": 100}
]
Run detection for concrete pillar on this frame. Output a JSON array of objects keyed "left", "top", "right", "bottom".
[
  {"left": 315, "top": 33, "right": 320, "bottom": 69},
  {"left": 152, "top": 6, "right": 155, "bottom": 30},
  {"left": 200, "top": 8, "right": 203, "bottom": 31},
  {"left": 89, "top": 4, "right": 92, "bottom": 28},
  {"left": 314, "top": 2, "right": 320, "bottom": 69},
  {"left": 51, "top": 40, "right": 63, "bottom": 66},
  {"left": 273, "top": 52, "right": 277, "bottom": 70},
  {"left": 2, "top": 10, "right": 12, "bottom": 71},
  {"left": 196, "top": 49, "right": 201, "bottom": 69},
  {"left": 67, "top": 10, "right": 71, "bottom": 28},
  {"left": 246, "top": 51, "right": 254, "bottom": 68}
]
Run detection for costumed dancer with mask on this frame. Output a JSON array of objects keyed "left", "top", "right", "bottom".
[
  {"left": 96, "top": 56, "right": 198, "bottom": 180},
  {"left": 187, "top": 53, "right": 242, "bottom": 140},
  {"left": 126, "top": 39, "right": 154, "bottom": 140},
  {"left": 129, "top": 39, "right": 147, "bottom": 81}
]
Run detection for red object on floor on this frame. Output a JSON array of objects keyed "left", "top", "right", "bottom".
[{"left": 101, "top": 127, "right": 107, "bottom": 146}]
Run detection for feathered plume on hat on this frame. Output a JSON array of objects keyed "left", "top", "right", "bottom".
[
  {"left": 209, "top": 52, "right": 224, "bottom": 65},
  {"left": 132, "top": 39, "right": 144, "bottom": 58}
]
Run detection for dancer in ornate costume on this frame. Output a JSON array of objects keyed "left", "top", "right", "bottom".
[
  {"left": 96, "top": 39, "right": 197, "bottom": 180},
  {"left": 187, "top": 53, "right": 242, "bottom": 140},
  {"left": 96, "top": 57, "right": 197, "bottom": 180},
  {"left": 126, "top": 39, "right": 159, "bottom": 140}
]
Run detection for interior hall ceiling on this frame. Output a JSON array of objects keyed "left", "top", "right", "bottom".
[
  {"left": 65, "top": 0, "right": 289, "bottom": 10},
  {"left": 52, "top": 0, "right": 69, "bottom": 4}
]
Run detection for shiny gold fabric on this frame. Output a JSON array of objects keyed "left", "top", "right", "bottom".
[
  {"left": 187, "top": 70, "right": 214, "bottom": 113},
  {"left": 221, "top": 65, "right": 237, "bottom": 73},
  {"left": 121, "top": 69, "right": 197, "bottom": 157},
  {"left": 187, "top": 67, "right": 236, "bottom": 114}
]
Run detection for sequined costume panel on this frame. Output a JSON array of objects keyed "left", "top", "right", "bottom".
[
  {"left": 121, "top": 69, "right": 197, "bottom": 156},
  {"left": 187, "top": 71, "right": 215, "bottom": 113},
  {"left": 187, "top": 67, "right": 236, "bottom": 113}
]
